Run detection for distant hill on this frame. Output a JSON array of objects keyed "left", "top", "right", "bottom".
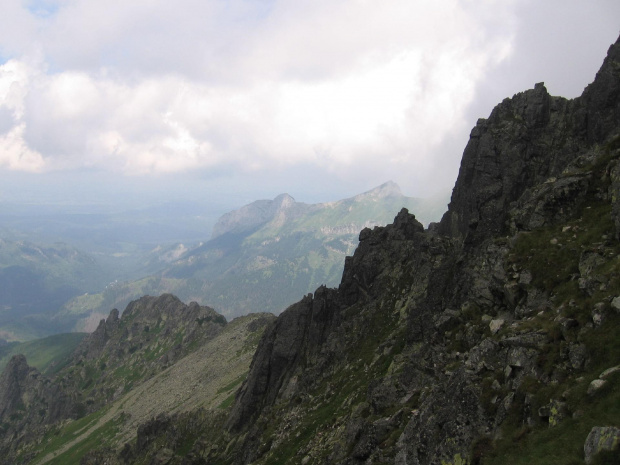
[
  {"left": 0, "top": 239, "right": 110, "bottom": 340},
  {"left": 0, "top": 332, "right": 86, "bottom": 374},
  {"left": 63, "top": 182, "right": 448, "bottom": 322}
]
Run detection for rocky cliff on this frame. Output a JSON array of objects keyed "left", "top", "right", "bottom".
[{"left": 215, "top": 34, "right": 620, "bottom": 464}]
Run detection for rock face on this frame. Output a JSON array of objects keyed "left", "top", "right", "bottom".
[
  {"left": 76, "top": 294, "right": 226, "bottom": 366},
  {"left": 0, "top": 355, "right": 78, "bottom": 464},
  {"left": 215, "top": 34, "right": 620, "bottom": 465},
  {"left": 0, "top": 355, "right": 76, "bottom": 427},
  {"left": 439, "top": 32, "right": 620, "bottom": 245}
]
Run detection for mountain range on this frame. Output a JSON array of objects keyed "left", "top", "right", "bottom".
[
  {"left": 59, "top": 182, "right": 447, "bottom": 325},
  {"left": 0, "top": 182, "right": 447, "bottom": 340},
  {"left": 0, "top": 33, "right": 619, "bottom": 465}
]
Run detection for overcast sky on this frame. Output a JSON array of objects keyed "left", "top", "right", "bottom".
[{"left": 0, "top": 0, "right": 619, "bottom": 211}]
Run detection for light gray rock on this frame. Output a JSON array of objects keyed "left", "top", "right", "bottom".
[
  {"left": 587, "top": 379, "right": 607, "bottom": 396},
  {"left": 584, "top": 426, "right": 620, "bottom": 463},
  {"left": 600, "top": 365, "right": 620, "bottom": 379},
  {"left": 489, "top": 319, "right": 505, "bottom": 335}
]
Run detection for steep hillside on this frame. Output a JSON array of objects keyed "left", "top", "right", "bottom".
[
  {"left": 28, "top": 313, "right": 274, "bottom": 465},
  {"left": 0, "top": 294, "right": 273, "bottom": 465},
  {"left": 76, "top": 35, "right": 620, "bottom": 465},
  {"left": 61, "top": 183, "right": 447, "bottom": 323}
]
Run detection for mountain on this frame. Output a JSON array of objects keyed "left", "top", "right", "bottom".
[
  {"left": 60, "top": 183, "right": 448, "bottom": 324},
  {"left": 2, "top": 34, "right": 620, "bottom": 465},
  {"left": 0, "top": 200, "right": 226, "bottom": 339},
  {"left": 0, "top": 239, "right": 111, "bottom": 341},
  {"left": 0, "top": 294, "right": 274, "bottom": 464}
]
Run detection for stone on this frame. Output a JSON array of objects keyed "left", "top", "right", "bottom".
[
  {"left": 587, "top": 379, "right": 607, "bottom": 396},
  {"left": 584, "top": 426, "right": 620, "bottom": 463},
  {"left": 600, "top": 365, "right": 620, "bottom": 379},
  {"left": 611, "top": 296, "right": 620, "bottom": 312},
  {"left": 569, "top": 344, "right": 587, "bottom": 370},
  {"left": 548, "top": 400, "right": 568, "bottom": 427},
  {"left": 519, "top": 270, "right": 533, "bottom": 285},
  {"left": 489, "top": 319, "right": 505, "bottom": 335}
]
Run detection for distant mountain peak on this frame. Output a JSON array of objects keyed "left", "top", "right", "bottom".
[
  {"left": 273, "top": 193, "right": 296, "bottom": 211},
  {"left": 211, "top": 193, "right": 306, "bottom": 239},
  {"left": 211, "top": 183, "right": 415, "bottom": 240},
  {"left": 354, "top": 181, "right": 402, "bottom": 201}
]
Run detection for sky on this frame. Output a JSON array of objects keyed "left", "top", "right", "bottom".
[{"left": 0, "top": 0, "right": 619, "bottom": 213}]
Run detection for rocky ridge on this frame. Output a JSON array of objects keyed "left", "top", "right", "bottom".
[
  {"left": 0, "top": 294, "right": 275, "bottom": 464},
  {"left": 217, "top": 34, "right": 620, "bottom": 464}
]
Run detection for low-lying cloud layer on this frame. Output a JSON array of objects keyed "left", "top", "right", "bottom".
[{"left": 0, "top": 0, "right": 619, "bottom": 198}]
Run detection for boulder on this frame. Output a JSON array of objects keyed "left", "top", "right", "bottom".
[{"left": 584, "top": 426, "right": 620, "bottom": 463}]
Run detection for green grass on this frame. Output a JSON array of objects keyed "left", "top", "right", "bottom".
[
  {"left": 216, "top": 372, "right": 248, "bottom": 395},
  {"left": 0, "top": 333, "right": 86, "bottom": 374},
  {"left": 43, "top": 415, "right": 122, "bottom": 465},
  {"left": 217, "top": 393, "right": 237, "bottom": 410},
  {"left": 28, "top": 406, "right": 114, "bottom": 465},
  {"left": 481, "top": 370, "right": 620, "bottom": 465}
]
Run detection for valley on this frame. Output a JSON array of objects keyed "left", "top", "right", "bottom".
[{"left": 0, "top": 182, "right": 448, "bottom": 340}]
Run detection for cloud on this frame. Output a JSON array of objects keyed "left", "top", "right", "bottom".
[
  {"left": 1, "top": 0, "right": 619, "bottom": 200},
  {"left": 0, "top": 0, "right": 520, "bottom": 181}
]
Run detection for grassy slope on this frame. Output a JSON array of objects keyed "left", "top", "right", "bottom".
[
  {"left": 0, "top": 332, "right": 86, "bottom": 374},
  {"left": 25, "top": 313, "right": 274, "bottom": 465}
]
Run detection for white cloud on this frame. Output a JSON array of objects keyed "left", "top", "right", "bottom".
[
  {"left": 1, "top": 0, "right": 618, "bottom": 199},
  {"left": 0, "top": 0, "right": 520, "bottom": 181}
]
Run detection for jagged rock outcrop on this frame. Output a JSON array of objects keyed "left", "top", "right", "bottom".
[
  {"left": 439, "top": 34, "right": 620, "bottom": 245},
  {"left": 215, "top": 34, "right": 620, "bottom": 465},
  {"left": 0, "top": 355, "right": 79, "bottom": 464},
  {"left": 75, "top": 294, "right": 225, "bottom": 366},
  {"left": 0, "top": 294, "right": 229, "bottom": 464},
  {"left": 64, "top": 294, "right": 227, "bottom": 411},
  {"left": 0, "top": 354, "right": 77, "bottom": 427}
]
